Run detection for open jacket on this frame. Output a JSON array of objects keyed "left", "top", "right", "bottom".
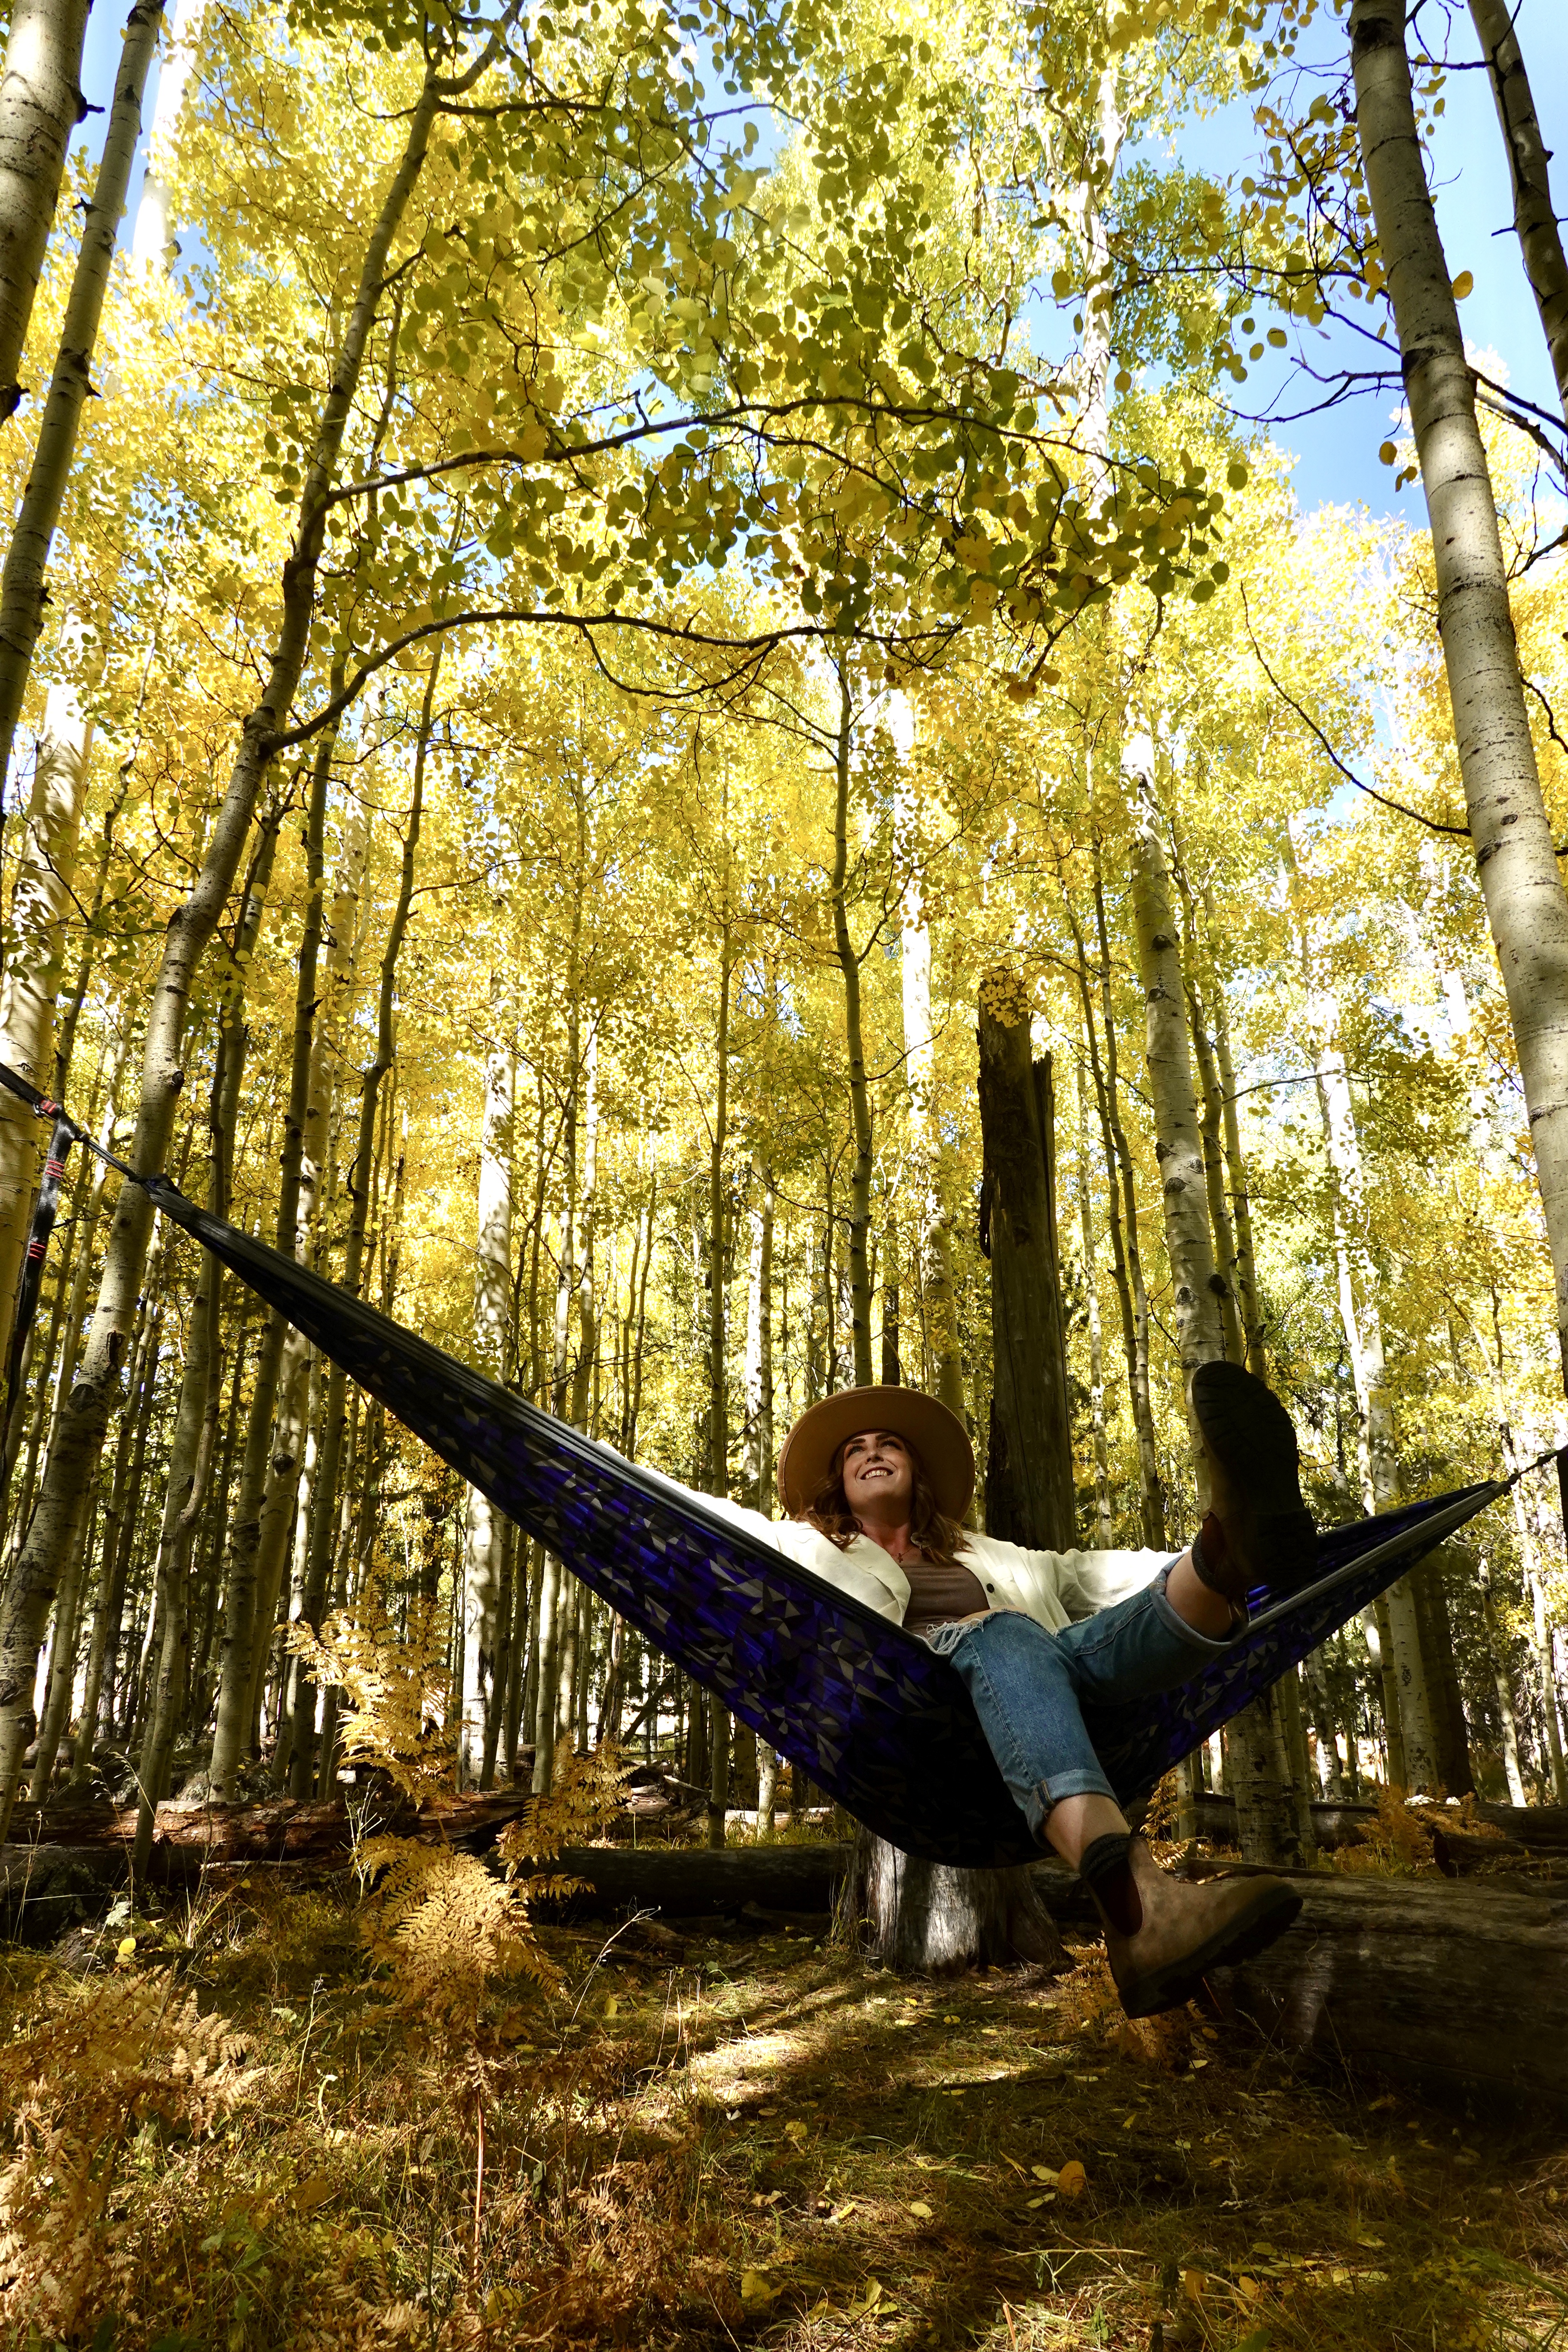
[{"left": 637, "top": 1463, "right": 1172, "bottom": 1635}]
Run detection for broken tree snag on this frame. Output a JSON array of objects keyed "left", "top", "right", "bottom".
[
  {"left": 977, "top": 981, "right": 1074, "bottom": 1550},
  {"left": 1207, "top": 1872, "right": 1568, "bottom": 2108},
  {"left": 846, "top": 1828, "right": 1066, "bottom": 1976}
]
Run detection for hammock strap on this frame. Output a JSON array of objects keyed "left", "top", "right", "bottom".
[{"left": 2, "top": 1109, "right": 74, "bottom": 1437}]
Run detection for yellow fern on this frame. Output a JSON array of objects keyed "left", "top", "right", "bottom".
[
  {"left": 0, "top": 1971, "right": 253, "bottom": 2338},
  {"left": 284, "top": 1558, "right": 455, "bottom": 1804}
]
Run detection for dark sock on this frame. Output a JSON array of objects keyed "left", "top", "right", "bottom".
[{"left": 1078, "top": 1831, "right": 1142, "bottom": 1936}]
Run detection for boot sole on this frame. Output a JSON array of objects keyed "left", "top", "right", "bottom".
[
  {"left": 1191, "top": 1361, "right": 1316, "bottom": 1592},
  {"left": 1118, "top": 1880, "right": 1303, "bottom": 2021}
]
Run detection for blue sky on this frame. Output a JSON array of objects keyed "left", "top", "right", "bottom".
[{"left": 69, "top": 0, "right": 1568, "bottom": 526}]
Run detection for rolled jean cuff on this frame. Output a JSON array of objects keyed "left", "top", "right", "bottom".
[
  {"left": 1031, "top": 1761, "right": 1118, "bottom": 1832},
  {"left": 1148, "top": 1561, "right": 1245, "bottom": 1649}
]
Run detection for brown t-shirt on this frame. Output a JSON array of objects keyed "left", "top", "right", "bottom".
[{"left": 900, "top": 1551, "right": 990, "bottom": 1636}]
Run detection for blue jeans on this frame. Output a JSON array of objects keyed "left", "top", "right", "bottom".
[{"left": 925, "top": 1570, "right": 1234, "bottom": 1842}]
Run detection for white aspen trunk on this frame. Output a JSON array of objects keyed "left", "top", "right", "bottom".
[
  {"left": 0, "top": 52, "right": 457, "bottom": 1842},
  {"left": 1476, "top": 1550, "right": 1528, "bottom": 1805},
  {"left": 1351, "top": 0, "right": 1568, "bottom": 1427},
  {"left": 1123, "top": 741, "right": 1303, "bottom": 1859},
  {"left": 129, "top": 0, "right": 207, "bottom": 269},
  {"left": 460, "top": 975, "right": 514, "bottom": 1787},
  {"left": 1203, "top": 890, "right": 1268, "bottom": 1378},
  {"left": 829, "top": 672, "right": 873, "bottom": 1389},
  {"left": 892, "top": 699, "right": 965, "bottom": 1421},
  {"left": 742, "top": 1161, "right": 775, "bottom": 1511},
  {"left": 0, "top": 0, "right": 167, "bottom": 794},
  {"left": 1285, "top": 822, "right": 1437, "bottom": 1785},
  {"left": 1075, "top": 1054, "right": 1115, "bottom": 1543},
  {"left": 1467, "top": 0, "right": 1568, "bottom": 422},
  {"left": 0, "top": 0, "right": 91, "bottom": 423},
  {"left": 1122, "top": 738, "right": 1224, "bottom": 1372},
  {"left": 0, "top": 681, "right": 93, "bottom": 1385}
]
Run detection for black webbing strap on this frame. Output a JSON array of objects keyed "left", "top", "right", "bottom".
[
  {"left": 0, "top": 1059, "right": 138, "bottom": 1433},
  {"left": 3, "top": 1112, "right": 74, "bottom": 1429}
]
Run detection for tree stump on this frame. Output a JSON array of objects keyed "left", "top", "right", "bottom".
[{"left": 845, "top": 1828, "right": 1066, "bottom": 1975}]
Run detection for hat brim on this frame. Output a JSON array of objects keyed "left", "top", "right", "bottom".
[{"left": 776, "top": 1385, "right": 974, "bottom": 1520}]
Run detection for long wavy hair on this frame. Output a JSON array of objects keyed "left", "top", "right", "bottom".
[{"left": 803, "top": 1435, "right": 968, "bottom": 1567}]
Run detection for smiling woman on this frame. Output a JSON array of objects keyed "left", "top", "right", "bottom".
[{"left": 676, "top": 1376, "right": 1319, "bottom": 2019}]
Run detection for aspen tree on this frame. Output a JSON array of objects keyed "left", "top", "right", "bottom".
[
  {"left": 0, "top": 0, "right": 92, "bottom": 423},
  {"left": 0, "top": 12, "right": 506, "bottom": 1840},
  {"left": 1201, "top": 886, "right": 1267, "bottom": 1378},
  {"left": 892, "top": 698, "right": 965, "bottom": 1421},
  {"left": 208, "top": 723, "right": 339, "bottom": 1798},
  {"left": 0, "top": 0, "right": 168, "bottom": 798},
  {"left": 1124, "top": 737, "right": 1228, "bottom": 1378},
  {"left": 1122, "top": 733, "right": 1305, "bottom": 1859},
  {"left": 743, "top": 1161, "right": 775, "bottom": 1509},
  {"left": 829, "top": 668, "right": 874, "bottom": 1388},
  {"left": 461, "top": 962, "right": 514, "bottom": 1788},
  {"left": 1283, "top": 820, "right": 1438, "bottom": 1786},
  {"left": 1074, "top": 1054, "right": 1115, "bottom": 1543},
  {"left": 1349, "top": 0, "right": 1568, "bottom": 1447},
  {"left": 1467, "top": 0, "right": 1568, "bottom": 422}
]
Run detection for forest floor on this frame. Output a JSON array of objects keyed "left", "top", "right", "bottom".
[{"left": 2, "top": 1867, "right": 1567, "bottom": 2352}]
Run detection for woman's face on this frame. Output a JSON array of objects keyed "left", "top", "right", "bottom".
[{"left": 841, "top": 1428, "right": 916, "bottom": 1516}]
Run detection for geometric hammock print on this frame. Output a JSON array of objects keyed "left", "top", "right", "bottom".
[{"left": 138, "top": 1173, "right": 1510, "bottom": 1869}]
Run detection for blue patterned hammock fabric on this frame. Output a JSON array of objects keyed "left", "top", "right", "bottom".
[
  {"left": 118, "top": 1172, "right": 1507, "bottom": 1868},
  {"left": 0, "top": 1051, "right": 1525, "bottom": 1868}
]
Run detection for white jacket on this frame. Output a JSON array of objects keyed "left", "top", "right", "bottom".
[{"left": 635, "top": 1461, "right": 1170, "bottom": 1633}]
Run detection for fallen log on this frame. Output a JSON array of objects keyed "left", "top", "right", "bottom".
[
  {"left": 545, "top": 1842, "right": 852, "bottom": 1919},
  {"left": 1190, "top": 1791, "right": 1568, "bottom": 1859},
  {"left": 1207, "top": 1870, "right": 1568, "bottom": 2109}
]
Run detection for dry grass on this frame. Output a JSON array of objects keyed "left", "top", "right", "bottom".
[{"left": 1, "top": 1869, "right": 1565, "bottom": 2350}]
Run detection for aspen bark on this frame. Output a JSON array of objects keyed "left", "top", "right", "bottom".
[
  {"left": 0, "top": 0, "right": 167, "bottom": 796},
  {"left": 1203, "top": 891, "right": 1268, "bottom": 1378},
  {"left": 128, "top": 0, "right": 208, "bottom": 269},
  {"left": 0, "top": 0, "right": 91, "bottom": 424},
  {"left": 0, "top": 43, "right": 466, "bottom": 1841},
  {"left": 829, "top": 669, "right": 874, "bottom": 1388},
  {"left": 1074, "top": 1054, "right": 1115, "bottom": 1543},
  {"left": 705, "top": 954, "right": 731, "bottom": 1846},
  {"left": 1467, "top": 0, "right": 1568, "bottom": 423},
  {"left": 1285, "top": 821, "right": 1438, "bottom": 1787},
  {"left": 894, "top": 719, "right": 965, "bottom": 1421},
  {"left": 742, "top": 1163, "right": 774, "bottom": 1511},
  {"left": 1086, "top": 851, "right": 1165, "bottom": 1542},
  {"left": 1351, "top": 0, "right": 1568, "bottom": 1467},
  {"left": 1477, "top": 1550, "right": 1528, "bottom": 1806},
  {"left": 284, "top": 789, "right": 377, "bottom": 1795},
  {"left": 1124, "top": 738, "right": 1225, "bottom": 1373},
  {"left": 1121, "top": 744, "right": 1305, "bottom": 1859},
  {"left": 210, "top": 719, "right": 340, "bottom": 1798},
  {"left": 461, "top": 959, "right": 513, "bottom": 1788}
]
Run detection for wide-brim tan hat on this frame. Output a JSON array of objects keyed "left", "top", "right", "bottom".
[{"left": 776, "top": 1384, "right": 974, "bottom": 1519}]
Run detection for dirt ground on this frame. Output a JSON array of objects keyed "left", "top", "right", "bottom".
[{"left": 2, "top": 1874, "right": 1566, "bottom": 2350}]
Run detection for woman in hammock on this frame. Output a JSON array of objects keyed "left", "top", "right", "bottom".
[{"left": 709, "top": 1362, "right": 1314, "bottom": 2020}]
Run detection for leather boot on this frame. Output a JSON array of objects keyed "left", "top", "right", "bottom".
[
  {"left": 1089, "top": 1836, "right": 1302, "bottom": 2020},
  {"left": 1191, "top": 1360, "right": 1317, "bottom": 1601}
]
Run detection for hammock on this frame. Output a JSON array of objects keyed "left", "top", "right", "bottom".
[{"left": 0, "top": 1064, "right": 1541, "bottom": 1868}]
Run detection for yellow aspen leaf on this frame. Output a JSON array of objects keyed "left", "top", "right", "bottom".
[
  {"left": 1056, "top": 2160, "right": 1087, "bottom": 2198},
  {"left": 1451, "top": 270, "right": 1474, "bottom": 300}
]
